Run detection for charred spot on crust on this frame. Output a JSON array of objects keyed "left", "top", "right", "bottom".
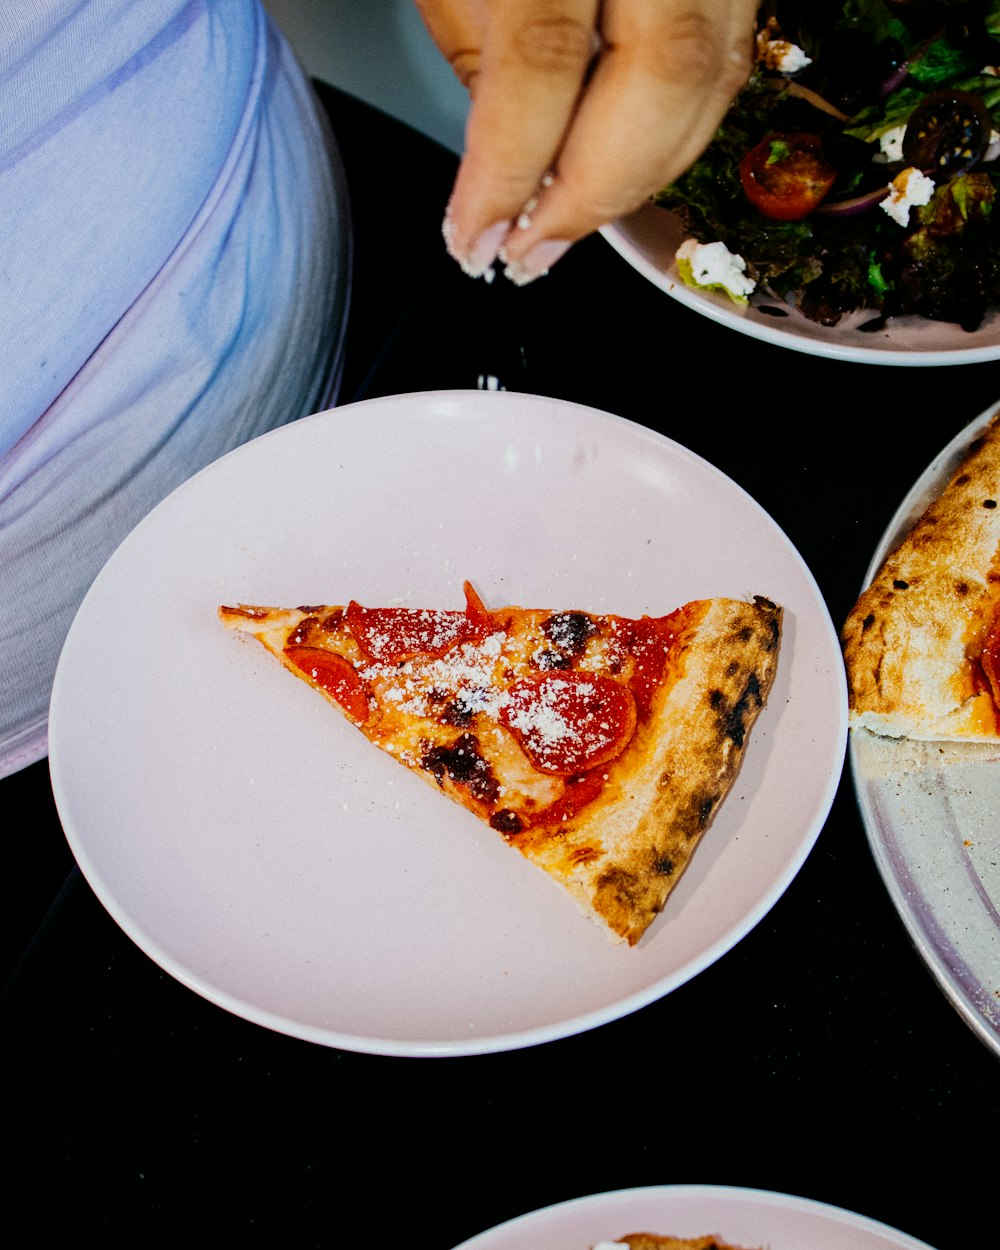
[
  {"left": 714, "top": 671, "right": 764, "bottom": 748},
  {"left": 295, "top": 604, "right": 327, "bottom": 614},
  {"left": 984, "top": 499, "right": 997, "bottom": 508},
  {"left": 893, "top": 579, "right": 909, "bottom": 590},
  {"left": 861, "top": 613, "right": 876, "bottom": 631},
  {"left": 541, "top": 611, "right": 596, "bottom": 657},
  {"left": 955, "top": 580, "right": 971, "bottom": 597},
  {"left": 489, "top": 808, "right": 523, "bottom": 837},
  {"left": 226, "top": 605, "right": 270, "bottom": 620},
  {"left": 421, "top": 733, "right": 499, "bottom": 804},
  {"left": 287, "top": 616, "right": 320, "bottom": 646},
  {"left": 753, "top": 595, "right": 777, "bottom": 610},
  {"left": 655, "top": 856, "right": 675, "bottom": 876},
  {"left": 596, "top": 865, "right": 653, "bottom": 911},
  {"left": 439, "top": 693, "right": 476, "bottom": 727},
  {"left": 738, "top": 625, "right": 754, "bottom": 642},
  {"left": 532, "top": 648, "right": 572, "bottom": 671},
  {"left": 440, "top": 686, "right": 489, "bottom": 726},
  {"left": 696, "top": 793, "right": 716, "bottom": 828}
]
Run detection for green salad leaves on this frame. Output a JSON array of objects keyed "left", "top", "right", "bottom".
[{"left": 655, "top": 0, "right": 1000, "bottom": 329}]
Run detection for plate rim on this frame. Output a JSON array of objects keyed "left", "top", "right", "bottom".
[{"left": 448, "top": 1182, "right": 938, "bottom": 1250}]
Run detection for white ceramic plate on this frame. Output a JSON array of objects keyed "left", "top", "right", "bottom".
[
  {"left": 849, "top": 403, "right": 1000, "bottom": 1058},
  {"left": 450, "top": 1184, "right": 936, "bottom": 1250},
  {"left": 601, "top": 204, "right": 1000, "bottom": 367},
  {"left": 49, "top": 390, "right": 846, "bottom": 1057}
]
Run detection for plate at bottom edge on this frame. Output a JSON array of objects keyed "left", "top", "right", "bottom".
[
  {"left": 600, "top": 204, "right": 1000, "bottom": 367},
  {"left": 849, "top": 402, "right": 1000, "bottom": 1058},
  {"left": 450, "top": 1185, "right": 937, "bottom": 1250},
  {"left": 48, "top": 389, "right": 846, "bottom": 1057}
]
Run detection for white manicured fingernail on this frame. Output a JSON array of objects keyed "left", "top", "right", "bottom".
[
  {"left": 443, "top": 213, "right": 508, "bottom": 281},
  {"left": 503, "top": 239, "right": 571, "bottom": 286}
]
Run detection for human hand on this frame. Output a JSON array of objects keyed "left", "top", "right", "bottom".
[{"left": 414, "top": 0, "right": 759, "bottom": 284}]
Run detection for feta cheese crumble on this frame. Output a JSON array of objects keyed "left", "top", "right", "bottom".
[
  {"left": 878, "top": 123, "right": 906, "bottom": 162},
  {"left": 880, "top": 167, "right": 936, "bottom": 227},
  {"left": 676, "top": 237, "right": 756, "bottom": 302},
  {"left": 755, "top": 21, "right": 812, "bottom": 74}
]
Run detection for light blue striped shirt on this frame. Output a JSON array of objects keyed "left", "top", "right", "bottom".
[{"left": 0, "top": 0, "right": 351, "bottom": 774}]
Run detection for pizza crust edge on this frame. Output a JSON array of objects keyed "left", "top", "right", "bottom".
[{"left": 841, "top": 411, "right": 1000, "bottom": 742}]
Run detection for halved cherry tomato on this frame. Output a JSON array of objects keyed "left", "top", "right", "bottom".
[
  {"left": 284, "top": 645, "right": 372, "bottom": 723},
  {"left": 740, "top": 132, "right": 838, "bottom": 221},
  {"left": 903, "top": 89, "right": 991, "bottom": 177}
]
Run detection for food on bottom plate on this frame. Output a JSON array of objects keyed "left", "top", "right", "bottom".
[
  {"left": 592, "top": 1236, "right": 763, "bottom": 1250},
  {"left": 656, "top": 0, "right": 1000, "bottom": 330},
  {"left": 219, "top": 581, "right": 782, "bottom": 946},
  {"left": 842, "top": 408, "right": 1000, "bottom": 740}
]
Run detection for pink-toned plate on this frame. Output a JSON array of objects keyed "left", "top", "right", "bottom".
[
  {"left": 450, "top": 1184, "right": 937, "bottom": 1250},
  {"left": 49, "top": 390, "right": 846, "bottom": 1056}
]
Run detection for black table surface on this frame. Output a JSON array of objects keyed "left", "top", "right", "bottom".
[{"left": 4, "top": 85, "right": 999, "bottom": 1246}]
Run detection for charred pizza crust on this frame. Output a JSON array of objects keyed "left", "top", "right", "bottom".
[
  {"left": 841, "top": 410, "right": 1000, "bottom": 741},
  {"left": 220, "top": 590, "right": 781, "bottom": 945}
]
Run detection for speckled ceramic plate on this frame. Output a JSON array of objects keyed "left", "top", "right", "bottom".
[
  {"left": 601, "top": 203, "right": 1000, "bottom": 366},
  {"left": 849, "top": 402, "right": 1000, "bottom": 1057}
]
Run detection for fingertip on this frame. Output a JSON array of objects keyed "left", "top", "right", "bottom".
[
  {"left": 501, "top": 238, "right": 572, "bottom": 286},
  {"left": 442, "top": 209, "right": 511, "bottom": 281}
]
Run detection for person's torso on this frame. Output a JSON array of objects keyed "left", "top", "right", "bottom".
[{"left": 0, "top": 0, "right": 265, "bottom": 454}]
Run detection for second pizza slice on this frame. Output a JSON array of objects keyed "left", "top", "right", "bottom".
[{"left": 220, "top": 582, "right": 782, "bottom": 945}]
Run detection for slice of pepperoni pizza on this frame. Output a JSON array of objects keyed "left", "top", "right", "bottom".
[{"left": 219, "top": 582, "right": 782, "bottom": 945}]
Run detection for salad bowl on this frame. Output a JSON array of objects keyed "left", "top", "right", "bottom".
[
  {"left": 602, "top": 0, "right": 1000, "bottom": 367},
  {"left": 601, "top": 203, "right": 1000, "bottom": 367}
]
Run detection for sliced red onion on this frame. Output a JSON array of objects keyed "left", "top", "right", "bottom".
[
  {"left": 879, "top": 62, "right": 912, "bottom": 97},
  {"left": 878, "top": 26, "right": 945, "bottom": 100},
  {"left": 812, "top": 186, "right": 891, "bottom": 217},
  {"left": 786, "top": 82, "right": 851, "bottom": 120}
]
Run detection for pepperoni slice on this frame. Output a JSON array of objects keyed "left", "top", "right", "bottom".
[
  {"left": 620, "top": 612, "right": 681, "bottom": 716},
  {"left": 284, "top": 646, "right": 371, "bottom": 723},
  {"left": 346, "top": 601, "right": 473, "bottom": 664},
  {"left": 500, "top": 671, "right": 636, "bottom": 775}
]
